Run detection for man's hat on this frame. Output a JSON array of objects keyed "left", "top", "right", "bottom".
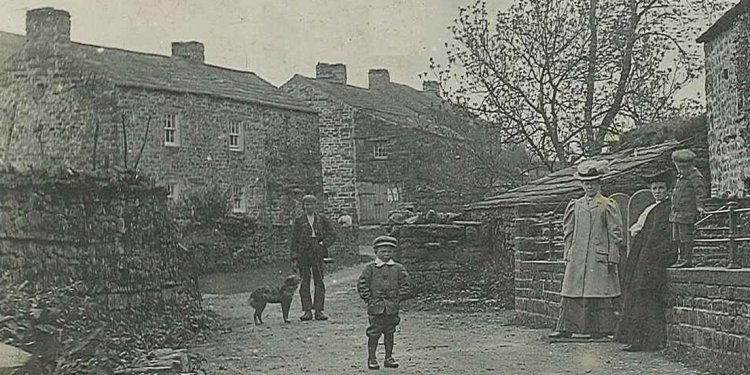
[
  {"left": 640, "top": 169, "right": 673, "bottom": 185},
  {"left": 573, "top": 160, "right": 610, "bottom": 181},
  {"left": 373, "top": 235, "right": 398, "bottom": 249},
  {"left": 302, "top": 195, "right": 318, "bottom": 204},
  {"left": 671, "top": 149, "right": 696, "bottom": 163}
]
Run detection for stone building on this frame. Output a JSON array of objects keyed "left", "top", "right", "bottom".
[
  {"left": 698, "top": 0, "right": 750, "bottom": 198},
  {"left": 0, "top": 8, "right": 322, "bottom": 224},
  {"left": 282, "top": 63, "right": 477, "bottom": 224}
]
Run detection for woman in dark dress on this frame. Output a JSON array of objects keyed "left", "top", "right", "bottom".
[{"left": 615, "top": 170, "right": 678, "bottom": 351}]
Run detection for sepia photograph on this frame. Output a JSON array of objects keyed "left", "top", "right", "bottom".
[{"left": 0, "top": 0, "right": 748, "bottom": 374}]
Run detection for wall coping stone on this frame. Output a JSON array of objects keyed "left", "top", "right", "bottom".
[
  {"left": 518, "top": 260, "right": 565, "bottom": 272},
  {"left": 668, "top": 268, "right": 750, "bottom": 287}
]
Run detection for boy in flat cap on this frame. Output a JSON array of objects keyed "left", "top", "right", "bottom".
[
  {"left": 357, "top": 236, "right": 412, "bottom": 370},
  {"left": 669, "top": 149, "right": 706, "bottom": 268}
]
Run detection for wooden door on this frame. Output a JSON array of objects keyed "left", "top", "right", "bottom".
[{"left": 357, "top": 182, "right": 396, "bottom": 224}]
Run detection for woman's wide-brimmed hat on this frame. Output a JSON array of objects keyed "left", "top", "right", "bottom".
[
  {"left": 640, "top": 169, "right": 673, "bottom": 185},
  {"left": 573, "top": 160, "right": 610, "bottom": 181}
]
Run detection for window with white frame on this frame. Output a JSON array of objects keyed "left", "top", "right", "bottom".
[
  {"left": 373, "top": 141, "right": 387, "bottom": 159},
  {"left": 229, "top": 121, "right": 243, "bottom": 151},
  {"left": 164, "top": 112, "right": 179, "bottom": 146},
  {"left": 166, "top": 182, "right": 179, "bottom": 202},
  {"left": 387, "top": 186, "right": 400, "bottom": 202},
  {"left": 231, "top": 185, "right": 246, "bottom": 213}
]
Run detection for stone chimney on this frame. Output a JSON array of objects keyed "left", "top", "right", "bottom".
[
  {"left": 26, "top": 8, "right": 71, "bottom": 43},
  {"left": 315, "top": 62, "right": 347, "bottom": 85},
  {"left": 423, "top": 81, "right": 441, "bottom": 97},
  {"left": 368, "top": 69, "right": 390, "bottom": 90},
  {"left": 171, "top": 41, "right": 205, "bottom": 63}
]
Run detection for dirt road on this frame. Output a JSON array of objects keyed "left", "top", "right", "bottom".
[{"left": 192, "top": 264, "right": 704, "bottom": 374}]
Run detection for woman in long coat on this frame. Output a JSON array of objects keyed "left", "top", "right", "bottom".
[
  {"left": 615, "top": 170, "right": 678, "bottom": 351},
  {"left": 549, "top": 160, "right": 624, "bottom": 339}
]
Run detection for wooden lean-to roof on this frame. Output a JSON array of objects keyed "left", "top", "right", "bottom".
[{"left": 465, "top": 140, "right": 686, "bottom": 211}]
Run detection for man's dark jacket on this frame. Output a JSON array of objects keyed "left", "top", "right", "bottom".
[
  {"left": 622, "top": 198, "right": 678, "bottom": 291},
  {"left": 290, "top": 213, "right": 337, "bottom": 261}
]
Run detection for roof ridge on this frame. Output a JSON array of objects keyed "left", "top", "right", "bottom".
[{"left": 72, "top": 40, "right": 266, "bottom": 80}]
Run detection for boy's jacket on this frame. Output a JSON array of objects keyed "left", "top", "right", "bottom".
[{"left": 357, "top": 261, "right": 411, "bottom": 315}]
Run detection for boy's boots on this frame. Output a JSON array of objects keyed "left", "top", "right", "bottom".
[
  {"left": 383, "top": 333, "right": 399, "bottom": 368},
  {"left": 368, "top": 337, "right": 379, "bottom": 370},
  {"left": 672, "top": 243, "right": 694, "bottom": 268}
]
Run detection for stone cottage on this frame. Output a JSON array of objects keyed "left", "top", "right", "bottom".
[
  {"left": 282, "top": 63, "right": 478, "bottom": 224},
  {"left": 698, "top": 0, "right": 750, "bottom": 198},
  {"left": 0, "top": 8, "right": 322, "bottom": 224}
]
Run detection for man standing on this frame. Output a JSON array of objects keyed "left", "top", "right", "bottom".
[{"left": 290, "top": 195, "right": 337, "bottom": 321}]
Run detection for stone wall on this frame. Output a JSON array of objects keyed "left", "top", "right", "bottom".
[
  {"left": 512, "top": 262, "right": 750, "bottom": 373},
  {"left": 666, "top": 268, "right": 750, "bottom": 372},
  {"left": 0, "top": 41, "right": 119, "bottom": 172},
  {"left": 0, "top": 169, "right": 199, "bottom": 310},
  {"left": 705, "top": 11, "right": 750, "bottom": 198},
  {"left": 281, "top": 80, "right": 357, "bottom": 220},
  {"left": 514, "top": 260, "right": 565, "bottom": 327},
  {"left": 187, "top": 218, "right": 359, "bottom": 275},
  {"left": 392, "top": 224, "right": 512, "bottom": 303}
]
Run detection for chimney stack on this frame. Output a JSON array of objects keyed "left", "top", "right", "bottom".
[
  {"left": 315, "top": 62, "right": 347, "bottom": 85},
  {"left": 368, "top": 69, "right": 390, "bottom": 90},
  {"left": 171, "top": 41, "right": 205, "bottom": 63},
  {"left": 423, "top": 81, "right": 441, "bottom": 97},
  {"left": 26, "top": 8, "right": 70, "bottom": 43}
]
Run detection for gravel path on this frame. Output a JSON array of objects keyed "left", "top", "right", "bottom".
[{"left": 192, "top": 264, "right": 705, "bottom": 374}]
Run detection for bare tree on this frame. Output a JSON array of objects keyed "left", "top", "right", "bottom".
[{"left": 432, "top": 0, "right": 730, "bottom": 171}]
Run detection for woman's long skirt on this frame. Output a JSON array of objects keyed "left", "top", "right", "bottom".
[
  {"left": 615, "top": 288, "right": 666, "bottom": 350},
  {"left": 556, "top": 297, "right": 617, "bottom": 334}
]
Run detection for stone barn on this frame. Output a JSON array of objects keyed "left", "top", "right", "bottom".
[
  {"left": 698, "top": 0, "right": 750, "bottom": 199},
  {"left": 282, "top": 63, "right": 484, "bottom": 224},
  {"left": 0, "top": 7, "right": 322, "bottom": 224}
]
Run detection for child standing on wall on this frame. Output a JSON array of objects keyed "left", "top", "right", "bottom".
[
  {"left": 357, "top": 236, "right": 412, "bottom": 370},
  {"left": 669, "top": 149, "right": 707, "bottom": 268}
]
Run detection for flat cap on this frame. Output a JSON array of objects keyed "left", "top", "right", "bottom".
[
  {"left": 373, "top": 235, "right": 398, "bottom": 248},
  {"left": 671, "top": 149, "right": 696, "bottom": 162}
]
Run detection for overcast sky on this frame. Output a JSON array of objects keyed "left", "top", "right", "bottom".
[{"left": 0, "top": 0, "right": 513, "bottom": 89}]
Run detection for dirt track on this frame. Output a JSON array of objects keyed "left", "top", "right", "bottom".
[{"left": 192, "top": 264, "right": 705, "bottom": 374}]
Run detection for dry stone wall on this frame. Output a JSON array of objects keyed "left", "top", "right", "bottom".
[
  {"left": 390, "top": 222, "right": 514, "bottom": 307},
  {"left": 0, "top": 169, "right": 199, "bottom": 311}
]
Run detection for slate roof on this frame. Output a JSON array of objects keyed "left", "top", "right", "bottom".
[
  {"left": 0, "top": 31, "right": 313, "bottom": 113},
  {"left": 465, "top": 140, "right": 686, "bottom": 210},
  {"left": 286, "top": 74, "right": 466, "bottom": 139},
  {"left": 697, "top": 0, "right": 750, "bottom": 43}
]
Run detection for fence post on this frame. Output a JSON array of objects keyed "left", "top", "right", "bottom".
[
  {"left": 548, "top": 215, "right": 554, "bottom": 260},
  {"left": 727, "top": 201, "right": 741, "bottom": 269}
]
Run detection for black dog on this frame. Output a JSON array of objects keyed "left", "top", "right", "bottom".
[{"left": 249, "top": 274, "right": 301, "bottom": 325}]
